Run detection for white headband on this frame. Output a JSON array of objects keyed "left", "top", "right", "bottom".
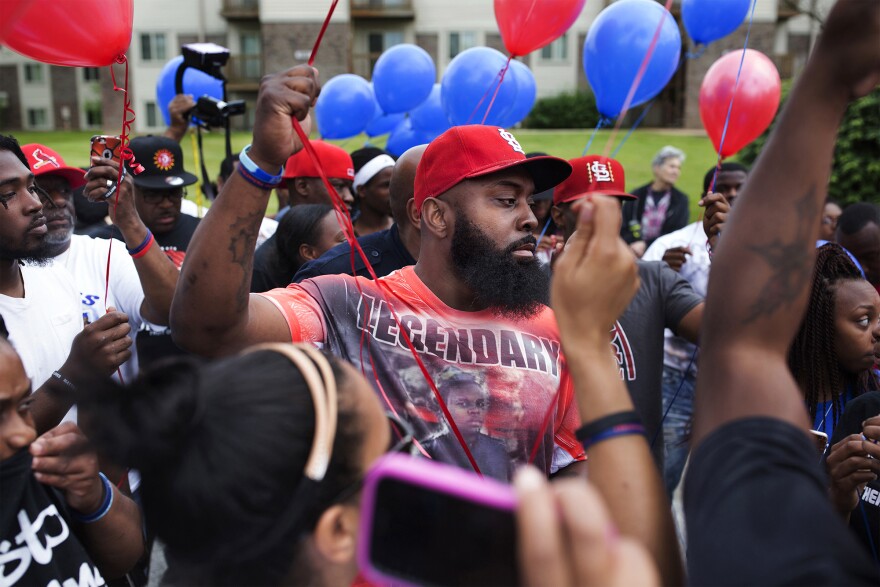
[{"left": 353, "top": 154, "right": 395, "bottom": 191}]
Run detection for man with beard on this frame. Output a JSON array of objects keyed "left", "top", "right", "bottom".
[
  {"left": 0, "top": 136, "right": 132, "bottom": 433},
  {"left": 22, "top": 143, "right": 179, "bottom": 384},
  {"left": 551, "top": 155, "right": 704, "bottom": 468},
  {"left": 171, "top": 83, "right": 587, "bottom": 479}
]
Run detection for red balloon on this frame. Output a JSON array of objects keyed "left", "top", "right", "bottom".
[
  {"left": 2, "top": 0, "right": 133, "bottom": 67},
  {"left": 699, "top": 49, "right": 781, "bottom": 158},
  {"left": 495, "top": 0, "right": 587, "bottom": 57}
]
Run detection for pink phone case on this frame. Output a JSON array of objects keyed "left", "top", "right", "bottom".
[{"left": 357, "top": 453, "right": 517, "bottom": 587}]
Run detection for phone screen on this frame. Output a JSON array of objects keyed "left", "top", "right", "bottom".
[{"left": 368, "top": 476, "right": 520, "bottom": 587}]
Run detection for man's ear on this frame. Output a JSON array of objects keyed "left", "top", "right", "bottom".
[
  {"left": 551, "top": 204, "right": 566, "bottom": 232},
  {"left": 420, "top": 198, "right": 451, "bottom": 239},
  {"left": 312, "top": 504, "right": 358, "bottom": 565},
  {"left": 293, "top": 178, "right": 311, "bottom": 199},
  {"left": 405, "top": 198, "right": 421, "bottom": 233},
  {"left": 299, "top": 243, "right": 319, "bottom": 262}
]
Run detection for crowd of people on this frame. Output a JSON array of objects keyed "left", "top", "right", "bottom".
[{"left": 2, "top": 1, "right": 880, "bottom": 585}]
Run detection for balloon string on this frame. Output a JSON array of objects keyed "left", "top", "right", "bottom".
[
  {"left": 466, "top": 66, "right": 507, "bottom": 125},
  {"left": 611, "top": 101, "right": 655, "bottom": 157},
  {"left": 480, "top": 55, "right": 514, "bottom": 125},
  {"left": 289, "top": 116, "right": 483, "bottom": 477},
  {"left": 581, "top": 118, "right": 607, "bottom": 155},
  {"left": 708, "top": 0, "right": 759, "bottom": 193},
  {"left": 308, "top": 0, "right": 340, "bottom": 66},
  {"left": 598, "top": 0, "right": 675, "bottom": 159}
]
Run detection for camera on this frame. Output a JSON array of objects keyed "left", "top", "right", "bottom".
[
  {"left": 189, "top": 96, "right": 246, "bottom": 129},
  {"left": 181, "top": 43, "right": 230, "bottom": 78}
]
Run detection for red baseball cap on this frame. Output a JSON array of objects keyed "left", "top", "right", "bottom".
[
  {"left": 283, "top": 141, "right": 355, "bottom": 181},
  {"left": 553, "top": 155, "right": 636, "bottom": 205},
  {"left": 413, "top": 125, "right": 572, "bottom": 211},
  {"left": 21, "top": 144, "right": 87, "bottom": 189}
]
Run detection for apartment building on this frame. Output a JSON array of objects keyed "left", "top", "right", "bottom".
[{"left": 0, "top": 0, "right": 828, "bottom": 133}]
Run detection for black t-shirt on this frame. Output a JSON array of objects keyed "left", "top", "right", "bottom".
[
  {"left": 92, "top": 215, "right": 200, "bottom": 369},
  {"left": 685, "top": 417, "right": 878, "bottom": 585},
  {"left": 251, "top": 234, "right": 291, "bottom": 293},
  {"left": 830, "top": 391, "right": 880, "bottom": 563},
  {"left": 0, "top": 450, "right": 107, "bottom": 586}
]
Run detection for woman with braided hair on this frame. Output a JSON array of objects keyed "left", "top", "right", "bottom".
[{"left": 788, "top": 243, "right": 880, "bottom": 438}]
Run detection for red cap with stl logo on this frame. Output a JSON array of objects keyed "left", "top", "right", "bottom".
[
  {"left": 553, "top": 156, "right": 636, "bottom": 205},
  {"left": 21, "top": 143, "right": 87, "bottom": 189},
  {"left": 283, "top": 141, "right": 355, "bottom": 181},
  {"left": 413, "top": 125, "right": 572, "bottom": 211}
]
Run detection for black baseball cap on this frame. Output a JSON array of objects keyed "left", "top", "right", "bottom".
[{"left": 127, "top": 136, "right": 198, "bottom": 190}]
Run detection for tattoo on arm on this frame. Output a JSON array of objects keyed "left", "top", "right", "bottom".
[
  {"left": 227, "top": 211, "right": 263, "bottom": 312},
  {"left": 743, "top": 186, "right": 819, "bottom": 324}
]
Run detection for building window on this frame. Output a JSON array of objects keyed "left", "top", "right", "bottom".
[
  {"left": 367, "top": 31, "right": 405, "bottom": 72},
  {"left": 27, "top": 108, "right": 47, "bottom": 128},
  {"left": 84, "top": 102, "right": 102, "bottom": 127},
  {"left": 145, "top": 101, "right": 159, "bottom": 128},
  {"left": 83, "top": 67, "right": 100, "bottom": 82},
  {"left": 540, "top": 33, "right": 569, "bottom": 62},
  {"left": 140, "top": 33, "right": 168, "bottom": 62},
  {"left": 449, "top": 32, "right": 477, "bottom": 60},
  {"left": 23, "top": 64, "right": 44, "bottom": 84}
]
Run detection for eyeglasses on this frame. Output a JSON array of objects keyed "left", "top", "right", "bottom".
[{"left": 140, "top": 188, "right": 185, "bottom": 204}]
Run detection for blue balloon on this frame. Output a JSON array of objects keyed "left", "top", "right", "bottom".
[
  {"left": 498, "top": 60, "right": 537, "bottom": 128},
  {"left": 584, "top": 0, "right": 681, "bottom": 118},
  {"left": 441, "top": 47, "right": 519, "bottom": 127},
  {"left": 682, "top": 0, "right": 751, "bottom": 46},
  {"left": 409, "top": 84, "right": 452, "bottom": 134},
  {"left": 315, "top": 74, "right": 375, "bottom": 139},
  {"left": 156, "top": 56, "right": 224, "bottom": 127},
  {"left": 385, "top": 119, "right": 435, "bottom": 157},
  {"left": 373, "top": 44, "right": 436, "bottom": 114}
]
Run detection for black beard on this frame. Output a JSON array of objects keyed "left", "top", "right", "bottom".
[
  {"left": 450, "top": 214, "right": 550, "bottom": 320},
  {"left": 0, "top": 238, "right": 53, "bottom": 267}
]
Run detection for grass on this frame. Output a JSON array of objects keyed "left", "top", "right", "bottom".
[{"left": 12, "top": 127, "right": 717, "bottom": 220}]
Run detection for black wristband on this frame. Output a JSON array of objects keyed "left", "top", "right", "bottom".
[
  {"left": 50, "top": 370, "right": 76, "bottom": 394},
  {"left": 575, "top": 410, "right": 642, "bottom": 444}
]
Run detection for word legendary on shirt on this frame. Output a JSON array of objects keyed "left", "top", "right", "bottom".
[
  {"left": 356, "top": 295, "right": 562, "bottom": 377},
  {"left": 0, "top": 505, "right": 105, "bottom": 587}
]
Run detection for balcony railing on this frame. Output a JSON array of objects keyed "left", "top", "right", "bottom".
[
  {"left": 226, "top": 55, "right": 262, "bottom": 85},
  {"left": 221, "top": 0, "right": 259, "bottom": 20},
  {"left": 350, "top": 0, "right": 414, "bottom": 19}
]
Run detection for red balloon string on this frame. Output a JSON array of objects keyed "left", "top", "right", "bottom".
[
  {"left": 308, "top": 0, "right": 340, "bottom": 66},
  {"left": 599, "top": 0, "right": 675, "bottom": 160},
  {"left": 290, "top": 116, "right": 483, "bottom": 476},
  {"left": 480, "top": 55, "right": 514, "bottom": 125},
  {"left": 465, "top": 65, "right": 508, "bottom": 125}
]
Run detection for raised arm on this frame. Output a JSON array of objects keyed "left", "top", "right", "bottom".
[
  {"left": 693, "top": 0, "right": 880, "bottom": 446},
  {"left": 170, "top": 66, "right": 319, "bottom": 356},
  {"left": 552, "top": 197, "right": 682, "bottom": 586}
]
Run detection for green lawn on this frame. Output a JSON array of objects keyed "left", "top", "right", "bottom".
[{"left": 12, "top": 128, "right": 718, "bottom": 220}]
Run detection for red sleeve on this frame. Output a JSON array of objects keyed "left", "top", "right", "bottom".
[
  {"left": 258, "top": 285, "right": 326, "bottom": 344},
  {"left": 554, "top": 368, "right": 585, "bottom": 461}
]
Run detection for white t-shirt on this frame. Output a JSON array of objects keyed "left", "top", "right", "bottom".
[
  {"left": 180, "top": 198, "right": 278, "bottom": 248},
  {"left": 0, "top": 264, "right": 82, "bottom": 391},
  {"left": 54, "top": 234, "right": 145, "bottom": 383}
]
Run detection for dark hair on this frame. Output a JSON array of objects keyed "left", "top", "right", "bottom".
[
  {"left": 838, "top": 202, "right": 880, "bottom": 236},
  {"left": 0, "top": 314, "right": 8, "bottom": 339},
  {"left": 350, "top": 147, "right": 393, "bottom": 173},
  {"left": 276, "top": 203, "right": 335, "bottom": 272},
  {"left": 219, "top": 154, "right": 240, "bottom": 182},
  {"left": 0, "top": 135, "right": 30, "bottom": 170},
  {"left": 80, "top": 350, "right": 365, "bottom": 586},
  {"left": 788, "top": 244, "right": 878, "bottom": 427},
  {"left": 702, "top": 162, "right": 748, "bottom": 195}
]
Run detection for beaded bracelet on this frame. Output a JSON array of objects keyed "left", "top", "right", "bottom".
[
  {"left": 70, "top": 473, "right": 114, "bottom": 524},
  {"left": 127, "top": 230, "right": 154, "bottom": 258}
]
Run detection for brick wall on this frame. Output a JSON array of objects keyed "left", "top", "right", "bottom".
[
  {"left": 0, "top": 65, "right": 22, "bottom": 130},
  {"left": 262, "top": 22, "right": 350, "bottom": 79},
  {"left": 50, "top": 66, "right": 80, "bottom": 131}
]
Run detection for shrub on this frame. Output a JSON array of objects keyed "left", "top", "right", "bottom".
[
  {"left": 738, "top": 81, "right": 880, "bottom": 206},
  {"left": 523, "top": 91, "right": 599, "bottom": 129}
]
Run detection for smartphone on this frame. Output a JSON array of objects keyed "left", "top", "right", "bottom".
[
  {"left": 358, "top": 454, "right": 520, "bottom": 587},
  {"left": 810, "top": 429, "right": 829, "bottom": 454},
  {"left": 90, "top": 135, "right": 122, "bottom": 165}
]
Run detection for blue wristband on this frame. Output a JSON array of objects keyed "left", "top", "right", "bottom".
[
  {"left": 239, "top": 144, "right": 284, "bottom": 186},
  {"left": 70, "top": 473, "right": 114, "bottom": 524}
]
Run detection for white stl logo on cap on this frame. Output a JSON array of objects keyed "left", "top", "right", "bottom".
[
  {"left": 587, "top": 161, "right": 613, "bottom": 184},
  {"left": 31, "top": 148, "right": 60, "bottom": 170},
  {"left": 497, "top": 129, "right": 525, "bottom": 155}
]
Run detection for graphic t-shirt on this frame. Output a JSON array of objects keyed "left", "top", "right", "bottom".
[
  {"left": 0, "top": 451, "right": 106, "bottom": 587},
  {"left": 93, "top": 215, "right": 200, "bottom": 370},
  {"left": 261, "top": 267, "right": 584, "bottom": 480},
  {"left": 612, "top": 260, "right": 703, "bottom": 465}
]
